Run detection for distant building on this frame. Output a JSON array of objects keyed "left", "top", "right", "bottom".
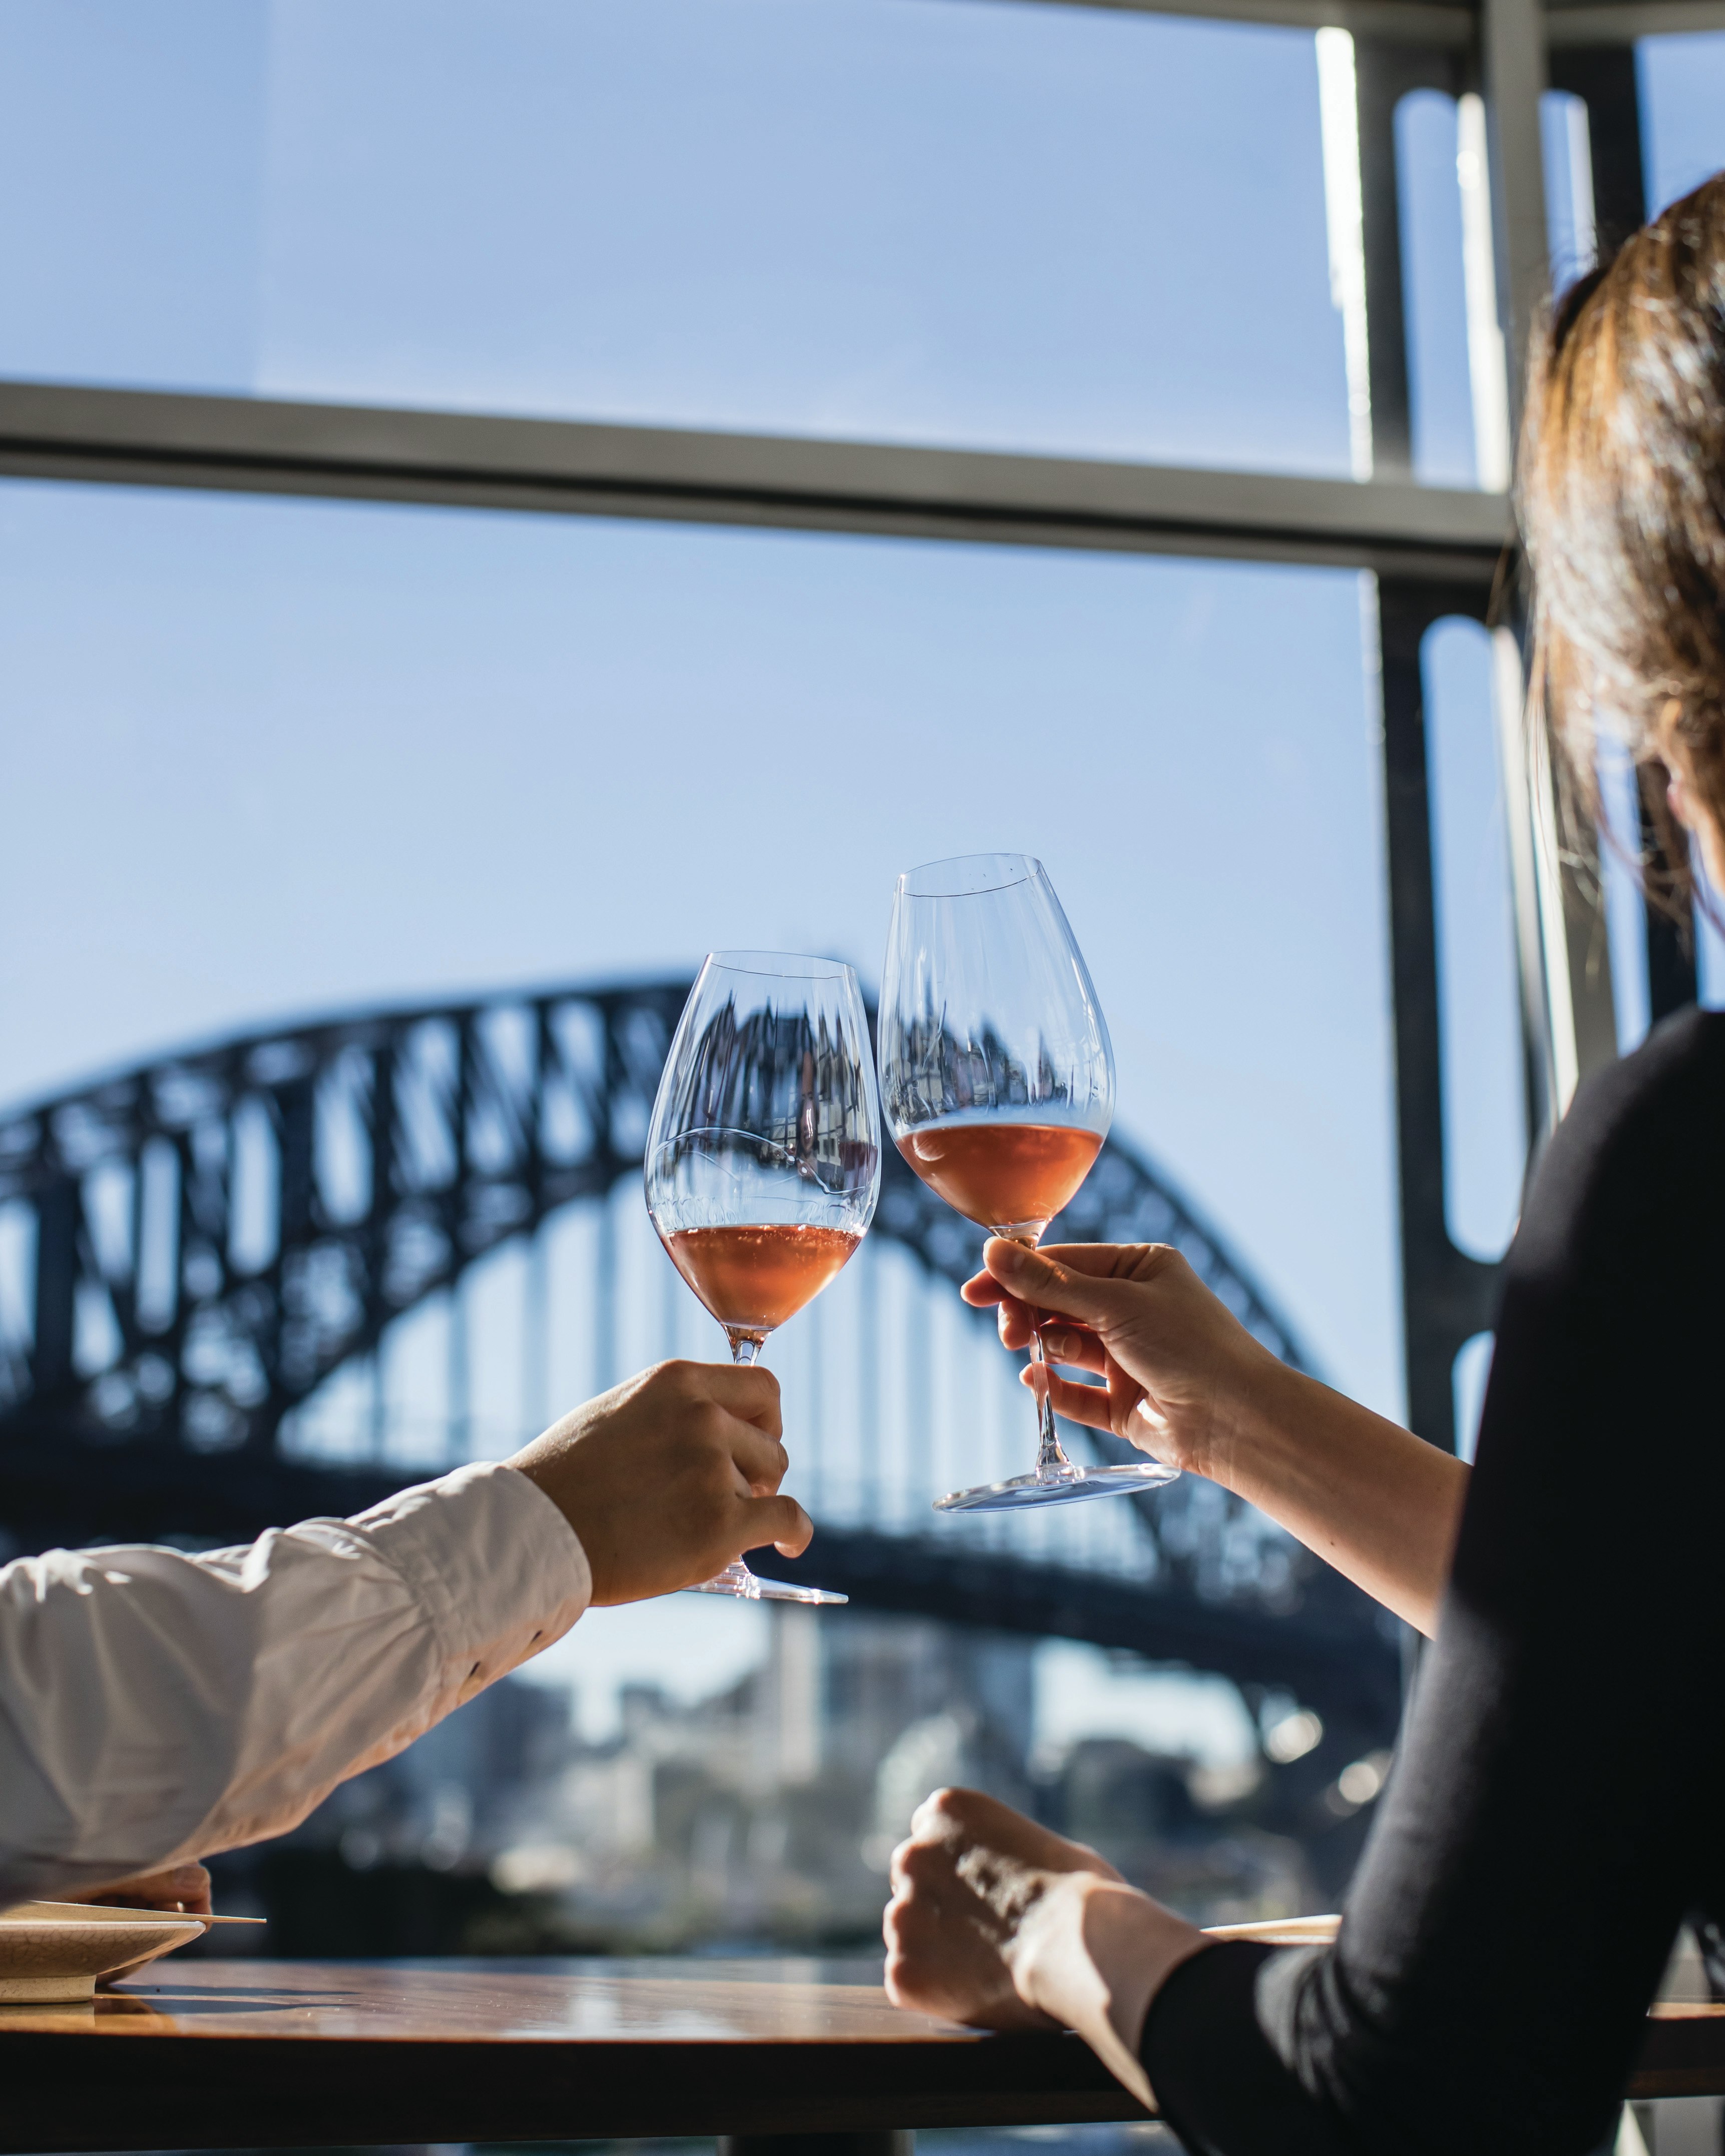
[
  {"left": 533, "top": 1608, "right": 1039, "bottom": 1948},
  {"left": 268, "top": 1606, "right": 1316, "bottom": 1951}
]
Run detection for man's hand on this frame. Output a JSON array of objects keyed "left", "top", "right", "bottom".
[
  {"left": 510, "top": 1360, "right": 811, "bottom": 1604},
  {"left": 884, "top": 1788, "right": 1207, "bottom": 2108},
  {"left": 62, "top": 1862, "right": 213, "bottom": 1915}
]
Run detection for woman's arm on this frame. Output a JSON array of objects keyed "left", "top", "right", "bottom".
[
  {"left": 964, "top": 1239, "right": 1467, "bottom": 1635},
  {"left": 902, "top": 1017, "right": 1725, "bottom": 2154}
]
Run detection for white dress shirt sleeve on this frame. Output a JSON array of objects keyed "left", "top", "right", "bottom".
[{"left": 0, "top": 1461, "right": 591, "bottom": 1904}]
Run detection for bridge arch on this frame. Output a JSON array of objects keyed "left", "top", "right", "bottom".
[{"left": 0, "top": 980, "right": 1399, "bottom": 1736}]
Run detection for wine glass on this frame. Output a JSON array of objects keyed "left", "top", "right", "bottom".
[
  {"left": 645, "top": 951, "right": 881, "bottom": 1602},
  {"left": 879, "top": 854, "right": 1179, "bottom": 1512}
]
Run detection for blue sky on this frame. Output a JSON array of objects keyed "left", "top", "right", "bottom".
[
  {"left": 1, "top": 485, "right": 1398, "bottom": 1406},
  {"left": 0, "top": 0, "right": 1354, "bottom": 471},
  {"left": 3, "top": 0, "right": 1722, "bottom": 1739}
]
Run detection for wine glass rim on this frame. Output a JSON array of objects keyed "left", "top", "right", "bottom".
[
  {"left": 704, "top": 949, "right": 855, "bottom": 981},
  {"left": 896, "top": 853, "right": 1041, "bottom": 899}
]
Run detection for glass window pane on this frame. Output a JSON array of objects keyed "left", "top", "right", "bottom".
[
  {"left": 1423, "top": 615, "right": 1525, "bottom": 1261},
  {"left": 0, "top": 0, "right": 1353, "bottom": 475},
  {"left": 1700, "top": 900, "right": 1725, "bottom": 1007},
  {"left": 1452, "top": 1328, "right": 1493, "bottom": 1466},
  {"left": 1594, "top": 735, "right": 1657, "bottom": 1055},
  {"left": 1397, "top": 90, "right": 1478, "bottom": 489},
  {"left": 1638, "top": 32, "right": 1725, "bottom": 216},
  {"left": 1692, "top": 817, "right": 1725, "bottom": 1011},
  {"left": 0, "top": 480, "right": 1398, "bottom": 1415},
  {"left": 1541, "top": 88, "right": 1598, "bottom": 284}
]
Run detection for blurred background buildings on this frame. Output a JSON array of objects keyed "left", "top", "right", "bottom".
[{"left": 223, "top": 1607, "right": 1380, "bottom": 1959}]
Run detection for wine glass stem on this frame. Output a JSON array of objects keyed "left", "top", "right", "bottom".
[
  {"left": 1028, "top": 1324, "right": 1073, "bottom": 1479},
  {"left": 697, "top": 1331, "right": 772, "bottom": 1595}
]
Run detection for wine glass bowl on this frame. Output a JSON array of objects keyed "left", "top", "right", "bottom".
[
  {"left": 646, "top": 952, "right": 880, "bottom": 1601},
  {"left": 879, "top": 855, "right": 1179, "bottom": 1513},
  {"left": 895, "top": 1122, "right": 1104, "bottom": 1249},
  {"left": 649, "top": 1129, "right": 872, "bottom": 1351}
]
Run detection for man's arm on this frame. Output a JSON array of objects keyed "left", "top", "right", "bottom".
[{"left": 0, "top": 1359, "right": 804, "bottom": 1903}]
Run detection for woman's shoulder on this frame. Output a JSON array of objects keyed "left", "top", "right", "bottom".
[
  {"left": 1563, "top": 1002, "right": 1725, "bottom": 1157},
  {"left": 1513, "top": 1006, "right": 1725, "bottom": 1285}
]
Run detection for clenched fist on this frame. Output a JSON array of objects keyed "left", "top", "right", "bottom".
[{"left": 883, "top": 1787, "right": 1207, "bottom": 2109}]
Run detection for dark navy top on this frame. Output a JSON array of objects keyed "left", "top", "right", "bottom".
[{"left": 1142, "top": 1007, "right": 1725, "bottom": 2155}]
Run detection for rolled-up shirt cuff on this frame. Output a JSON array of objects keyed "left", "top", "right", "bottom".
[
  {"left": 0, "top": 1458, "right": 594, "bottom": 1901},
  {"left": 344, "top": 1461, "right": 592, "bottom": 1705}
]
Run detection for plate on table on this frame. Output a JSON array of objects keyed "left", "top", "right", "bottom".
[
  {"left": 0, "top": 1900, "right": 260, "bottom": 2003},
  {"left": 1204, "top": 1915, "right": 1340, "bottom": 1945}
]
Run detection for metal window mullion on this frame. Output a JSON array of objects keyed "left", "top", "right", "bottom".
[
  {"left": 1478, "top": 0, "right": 1620, "bottom": 1128},
  {"left": 1377, "top": 578, "right": 1505, "bottom": 1456},
  {"left": 0, "top": 381, "right": 1513, "bottom": 580},
  {"left": 961, "top": 0, "right": 1725, "bottom": 43}
]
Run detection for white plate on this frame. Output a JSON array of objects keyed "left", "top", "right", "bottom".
[
  {"left": 0, "top": 1900, "right": 213, "bottom": 2003},
  {"left": 1203, "top": 1914, "right": 1340, "bottom": 1944}
]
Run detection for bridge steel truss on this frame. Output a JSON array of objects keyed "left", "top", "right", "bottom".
[
  {"left": 0, "top": 983, "right": 1399, "bottom": 1733},
  {"left": 0, "top": 0, "right": 1712, "bottom": 1737}
]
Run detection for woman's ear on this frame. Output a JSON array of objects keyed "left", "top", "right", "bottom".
[
  {"left": 1655, "top": 703, "right": 1725, "bottom": 898},
  {"left": 1653, "top": 700, "right": 1690, "bottom": 816}
]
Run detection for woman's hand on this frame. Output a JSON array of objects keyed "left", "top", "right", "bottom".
[
  {"left": 510, "top": 1360, "right": 811, "bottom": 1605},
  {"left": 884, "top": 1787, "right": 1208, "bottom": 2108},
  {"left": 961, "top": 1240, "right": 1284, "bottom": 1484},
  {"left": 884, "top": 1785, "right": 1121, "bottom": 2030},
  {"left": 962, "top": 1240, "right": 1469, "bottom": 1637}
]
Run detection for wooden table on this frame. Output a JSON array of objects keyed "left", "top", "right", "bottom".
[{"left": 3, "top": 1956, "right": 1724, "bottom": 2153}]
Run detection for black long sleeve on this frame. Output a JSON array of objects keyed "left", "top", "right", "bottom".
[{"left": 1142, "top": 1007, "right": 1725, "bottom": 2156}]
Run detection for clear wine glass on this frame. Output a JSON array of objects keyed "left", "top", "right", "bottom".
[
  {"left": 645, "top": 951, "right": 881, "bottom": 1602},
  {"left": 879, "top": 854, "right": 1180, "bottom": 1512}
]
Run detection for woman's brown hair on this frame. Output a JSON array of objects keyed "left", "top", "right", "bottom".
[{"left": 1521, "top": 168, "right": 1725, "bottom": 916}]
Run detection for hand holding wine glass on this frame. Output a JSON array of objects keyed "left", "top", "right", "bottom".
[
  {"left": 878, "top": 854, "right": 1179, "bottom": 1512},
  {"left": 645, "top": 951, "right": 881, "bottom": 1602},
  {"left": 511, "top": 1359, "right": 812, "bottom": 1603},
  {"left": 960, "top": 1237, "right": 1280, "bottom": 1478}
]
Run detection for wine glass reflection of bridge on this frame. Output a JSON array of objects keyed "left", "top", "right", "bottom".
[{"left": 0, "top": 979, "right": 1400, "bottom": 1739}]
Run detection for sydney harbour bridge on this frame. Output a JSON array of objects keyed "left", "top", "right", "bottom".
[{"left": 0, "top": 976, "right": 1405, "bottom": 1785}]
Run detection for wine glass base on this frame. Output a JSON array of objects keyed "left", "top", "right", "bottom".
[
  {"left": 933, "top": 1460, "right": 1181, "bottom": 1513},
  {"left": 684, "top": 1561, "right": 848, "bottom": 1605}
]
